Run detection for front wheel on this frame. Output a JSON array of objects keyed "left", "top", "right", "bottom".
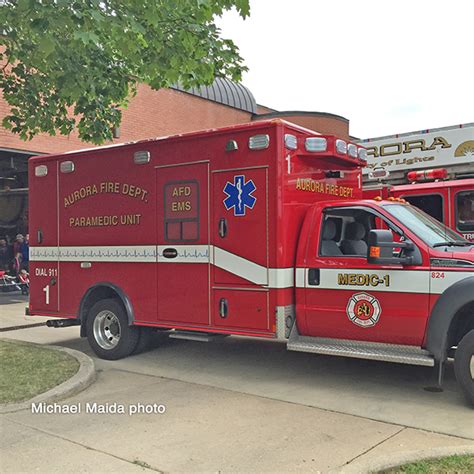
[
  {"left": 86, "top": 298, "right": 139, "bottom": 360},
  {"left": 454, "top": 329, "right": 474, "bottom": 405}
]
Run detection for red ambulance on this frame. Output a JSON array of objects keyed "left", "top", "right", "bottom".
[{"left": 28, "top": 120, "right": 474, "bottom": 404}]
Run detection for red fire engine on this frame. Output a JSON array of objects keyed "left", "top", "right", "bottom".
[
  {"left": 28, "top": 120, "right": 474, "bottom": 404},
  {"left": 361, "top": 124, "right": 474, "bottom": 241}
]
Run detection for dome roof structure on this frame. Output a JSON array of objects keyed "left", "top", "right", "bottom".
[{"left": 172, "top": 77, "right": 257, "bottom": 114}]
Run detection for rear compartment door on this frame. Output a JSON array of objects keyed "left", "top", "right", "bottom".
[
  {"left": 156, "top": 163, "right": 210, "bottom": 326},
  {"left": 29, "top": 161, "right": 60, "bottom": 314}
]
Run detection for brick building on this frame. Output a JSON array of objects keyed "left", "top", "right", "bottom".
[{"left": 0, "top": 77, "right": 351, "bottom": 238}]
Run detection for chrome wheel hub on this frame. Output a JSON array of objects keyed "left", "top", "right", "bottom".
[{"left": 93, "top": 310, "right": 121, "bottom": 350}]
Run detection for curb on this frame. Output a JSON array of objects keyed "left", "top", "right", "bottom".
[
  {"left": 334, "top": 444, "right": 474, "bottom": 473},
  {"left": 0, "top": 339, "right": 96, "bottom": 414}
]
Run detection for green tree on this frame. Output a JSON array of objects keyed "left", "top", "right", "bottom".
[{"left": 0, "top": 0, "right": 250, "bottom": 144}]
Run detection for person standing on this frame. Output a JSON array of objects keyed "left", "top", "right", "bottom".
[{"left": 20, "top": 233, "right": 29, "bottom": 271}]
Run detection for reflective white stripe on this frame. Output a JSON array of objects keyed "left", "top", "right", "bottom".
[
  {"left": 29, "top": 247, "right": 473, "bottom": 293},
  {"left": 30, "top": 245, "right": 294, "bottom": 288},
  {"left": 296, "top": 268, "right": 473, "bottom": 295},
  {"left": 213, "top": 246, "right": 267, "bottom": 285},
  {"left": 268, "top": 268, "right": 294, "bottom": 289},
  {"left": 30, "top": 246, "right": 156, "bottom": 262},
  {"left": 296, "top": 268, "right": 429, "bottom": 293},
  {"left": 430, "top": 271, "right": 474, "bottom": 294},
  {"left": 295, "top": 268, "right": 306, "bottom": 288}
]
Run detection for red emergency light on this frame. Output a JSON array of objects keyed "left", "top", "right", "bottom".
[{"left": 407, "top": 168, "right": 448, "bottom": 183}]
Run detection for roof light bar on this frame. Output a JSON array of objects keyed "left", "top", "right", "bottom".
[
  {"left": 358, "top": 148, "right": 368, "bottom": 161},
  {"left": 347, "top": 143, "right": 358, "bottom": 158},
  {"left": 284, "top": 134, "right": 297, "bottom": 150},
  {"left": 407, "top": 168, "right": 448, "bottom": 182},
  {"left": 335, "top": 139, "right": 347, "bottom": 154},
  {"left": 305, "top": 137, "right": 327, "bottom": 152},
  {"left": 249, "top": 134, "right": 270, "bottom": 150}
]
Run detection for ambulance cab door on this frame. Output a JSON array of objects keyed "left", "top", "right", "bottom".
[
  {"left": 301, "top": 206, "right": 430, "bottom": 346},
  {"left": 156, "top": 163, "right": 210, "bottom": 326},
  {"left": 29, "top": 160, "right": 60, "bottom": 314}
]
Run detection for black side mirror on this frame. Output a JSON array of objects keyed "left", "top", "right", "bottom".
[{"left": 367, "top": 229, "right": 419, "bottom": 265}]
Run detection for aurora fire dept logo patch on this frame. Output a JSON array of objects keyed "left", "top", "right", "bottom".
[
  {"left": 346, "top": 292, "right": 381, "bottom": 328},
  {"left": 223, "top": 175, "right": 257, "bottom": 216}
]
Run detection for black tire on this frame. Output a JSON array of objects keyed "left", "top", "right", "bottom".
[
  {"left": 133, "top": 327, "right": 155, "bottom": 354},
  {"left": 454, "top": 329, "right": 474, "bottom": 406},
  {"left": 86, "top": 298, "right": 139, "bottom": 360}
]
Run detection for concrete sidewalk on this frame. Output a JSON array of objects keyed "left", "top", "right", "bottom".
[
  {"left": 2, "top": 368, "right": 471, "bottom": 473},
  {"left": 1, "top": 300, "right": 473, "bottom": 472}
]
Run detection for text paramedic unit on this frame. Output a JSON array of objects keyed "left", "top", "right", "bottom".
[{"left": 28, "top": 120, "right": 474, "bottom": 405}]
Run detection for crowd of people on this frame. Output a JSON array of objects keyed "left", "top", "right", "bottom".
[{"left": 0, "top": 233, "right": 30, "bottom": 294}]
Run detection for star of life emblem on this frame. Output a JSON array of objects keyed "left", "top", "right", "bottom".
[
  {"left": 346, "top": 292, "right": 381, "bottom": 328},
  {"left": 223, "top": 175, "right": 257, "bottom": 216}
]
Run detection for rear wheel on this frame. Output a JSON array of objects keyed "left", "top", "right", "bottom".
[
  {"left": 86, "top": 298, "right": 139, "bottom": 360},
  {"left": 454, "top": 329, "right": 474, "bottom": 405}
]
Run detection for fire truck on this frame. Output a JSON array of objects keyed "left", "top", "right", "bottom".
[
  {"left": 361, "top": 124, "right": 474, "bottom": 241},
  {"left": 28, "top": 120, "right": 474, "bottom": 404}
]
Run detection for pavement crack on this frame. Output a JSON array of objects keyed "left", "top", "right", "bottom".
[
  {"left": 4, "top": 417, "right": 164, "bottom": 473},
  {"left": 341, "top": 426, "right": 407, "bottom": 467}
]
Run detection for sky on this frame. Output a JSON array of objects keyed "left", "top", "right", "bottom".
[{"left": 217, "top": 0, "right": 474, "bottom": 139}]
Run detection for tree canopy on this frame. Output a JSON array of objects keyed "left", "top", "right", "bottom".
[{"left": 0, "top": 0, "right": 250, "bottom": 143}]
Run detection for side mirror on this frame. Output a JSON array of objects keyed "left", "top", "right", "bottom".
[{"left": 367, "top": 229, "right": 418, "bottom": 265}]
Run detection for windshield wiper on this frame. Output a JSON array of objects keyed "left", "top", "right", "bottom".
[{"left": 432, "top": 241, "right": 473, "bottom": 248}]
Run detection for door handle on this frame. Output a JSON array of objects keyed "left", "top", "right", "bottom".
[
  {"left": 219, "top": 298, "right": 228, "bottom": 318},
  {"left": 162, "top": 248, "right": 178, "bottom": 259},
  {"left": 218, "top": 218, "right": 227, "bottom": 238},
  {"left": 308, "top": 268, "right": 320, "bottom": 286}
]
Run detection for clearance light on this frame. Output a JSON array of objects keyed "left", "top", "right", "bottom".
[
  {"left": 60, "top": 161, "right": 75, "bottom": 173},
  {"left": 35, "top": 165, "right": 48, "bottom": 177},
  {"left": 249, "top": 134, "right": 270, "bottom": 150},
  {"left": 358, "top": 148, "right": 368, "bottom": 160},
  {"left": 284, "top": 134, "right": 298, "bottom": 150},
  {"left": 133, "top": 151, "right": 151, "bottom": 164},
  {"left": 407, "top": 168, "right": 448, "bottom": 182},
  {"left": 335, "top": 139, "right": 347, "bottom": 154},
  {"left": 305, "top": 137, "right": 327, "bottom": 152},
  {"left": 347, "top": 143, "right": 358, "bottom": 158}
]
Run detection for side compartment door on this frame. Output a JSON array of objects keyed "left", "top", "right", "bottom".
[
  {"left": 156, "top": 163, "right": 210, "bottom": 326},
  {"left": 29, "top": 161, "right": 60, "bottom": 314},
  {"left": 211, "top": 167, "right": 270, "bottom": 332},
  {"left": 301, "top": 206, "right": 430, "bottom": 345}
]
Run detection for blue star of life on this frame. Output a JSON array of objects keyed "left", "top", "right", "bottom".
[{"left": 223, "top": 175, "right": 257, "bottom": 216}]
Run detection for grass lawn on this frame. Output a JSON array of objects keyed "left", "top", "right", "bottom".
[
  {"left": 0, "top": 339, "right": 79, "bottom": 404},
  {"left": 381, "top": 454, "right": 474, "bottom": 473}
]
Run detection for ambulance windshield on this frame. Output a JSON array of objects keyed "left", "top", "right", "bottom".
[{"left": 383, "top": 204, "right": 472, "bottom": 248}]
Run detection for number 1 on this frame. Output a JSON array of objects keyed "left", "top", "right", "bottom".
[{"left": 43, "top": 285, "right": 50, "bottom": 305}]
